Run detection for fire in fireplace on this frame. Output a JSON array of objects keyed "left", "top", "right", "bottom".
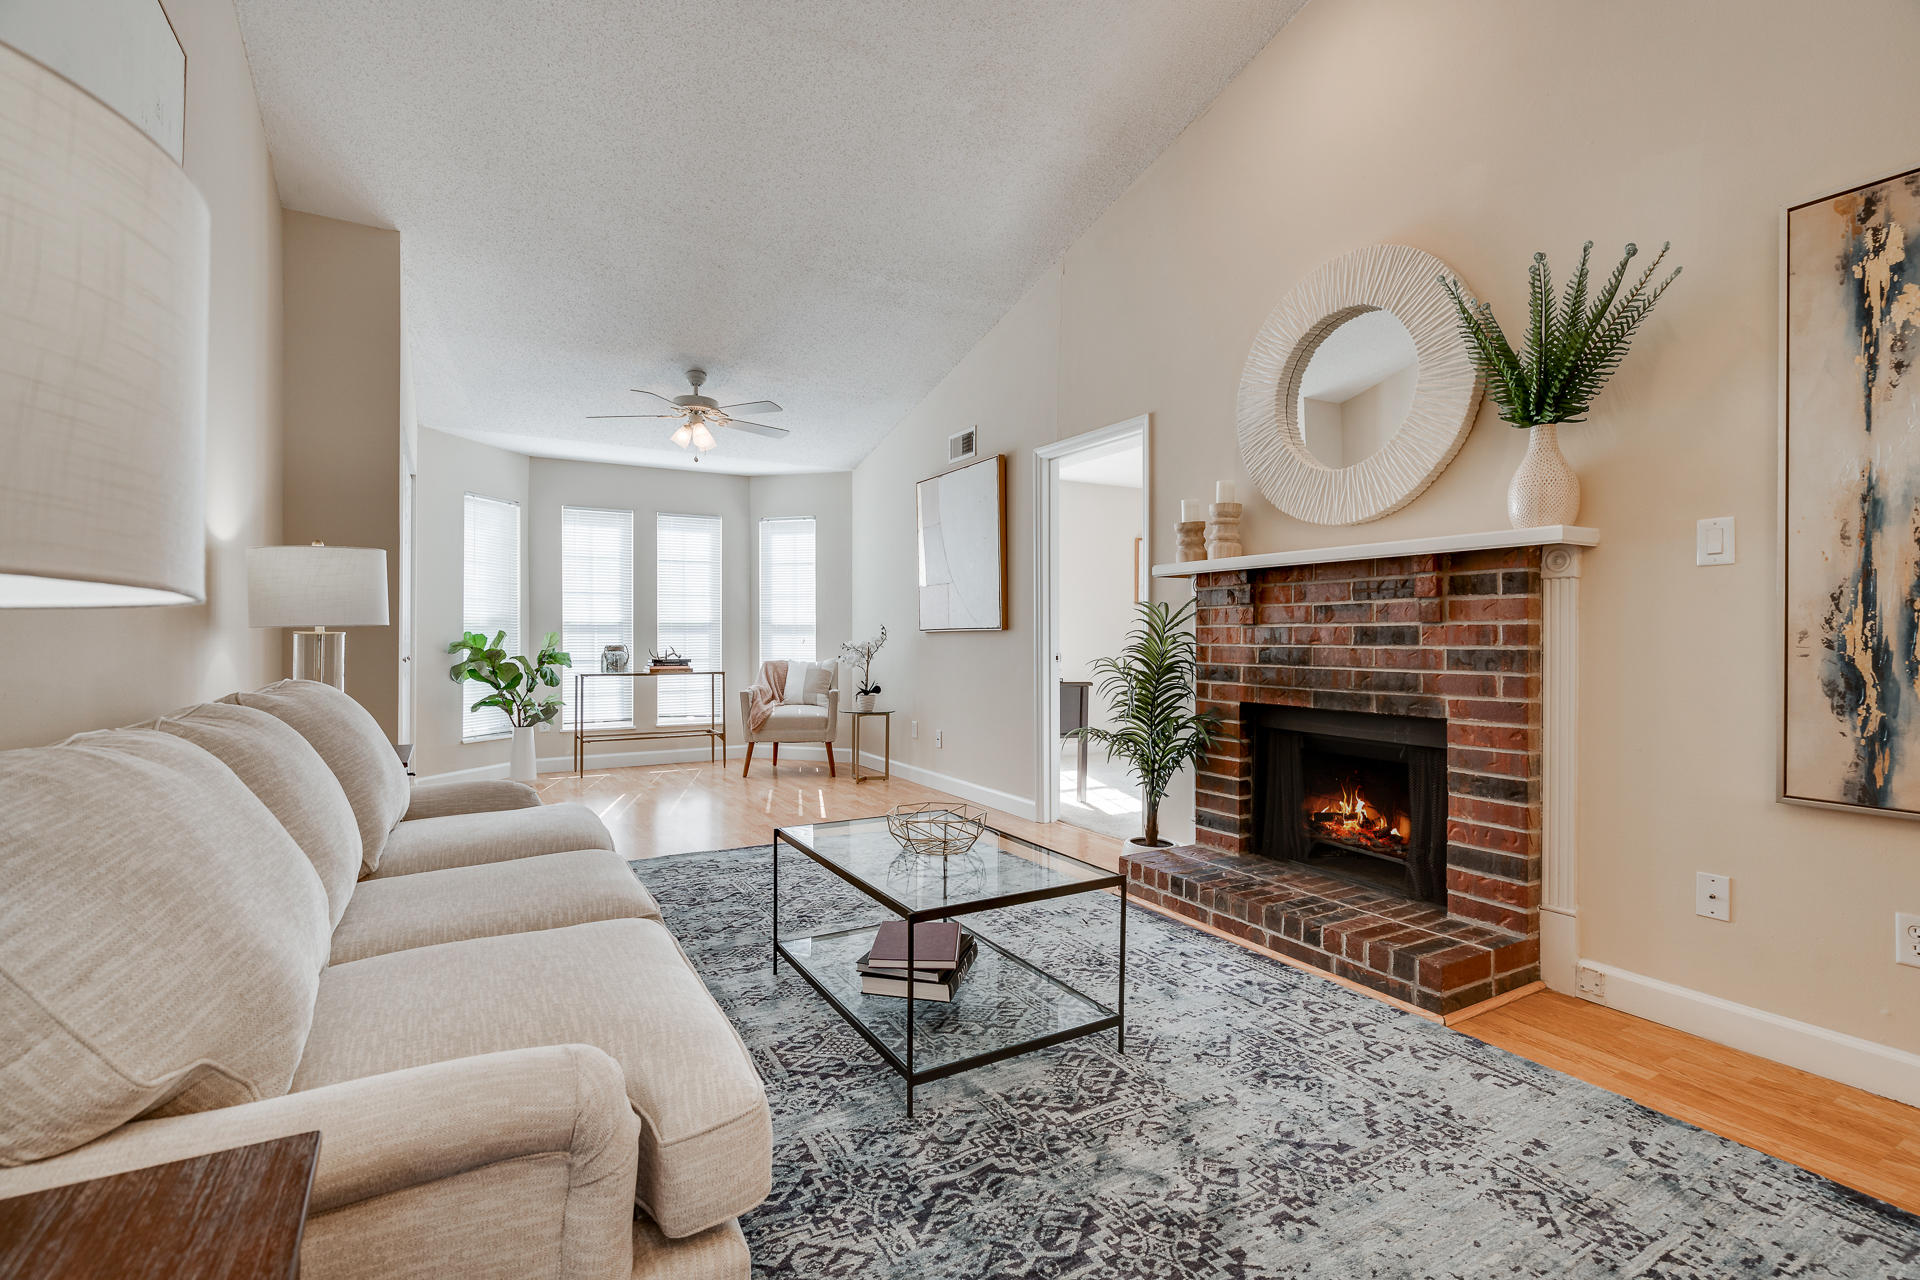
[{"left": 1247, "top": 705, "right": 1448, "bottom": 905}]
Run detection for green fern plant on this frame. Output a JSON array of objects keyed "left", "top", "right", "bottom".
[
  {"left": 1070, "top": 598, "right": 1220, "bottom": 847},
  {"left": 1439, "top": 241, "right": 1681, "bottom": 428}
]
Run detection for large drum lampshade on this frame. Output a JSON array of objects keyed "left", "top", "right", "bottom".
[{"left": 0, "top": 40, "right": 211, "bottom": 606}]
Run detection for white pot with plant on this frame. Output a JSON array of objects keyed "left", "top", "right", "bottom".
[
  {"left": 447, "top": 630, "right": 572, "bottom": 782},
  {"left": 1441, "top": 241, "right": 1681, "bottom": 528},
  {"left": 1070, "top": 598, "right": 1220, "bottom": 856},
  {"left": 839, "top": 625, "right": 887, "bottom": 713}
]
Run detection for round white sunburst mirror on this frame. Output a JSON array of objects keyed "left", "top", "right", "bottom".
[{"left": 1237, "top": 244, "right": 1484, "bottom": 525}]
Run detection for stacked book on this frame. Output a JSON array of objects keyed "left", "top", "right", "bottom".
[{"left": 857, "top": 920, "right": 977, "bottom": 1003}]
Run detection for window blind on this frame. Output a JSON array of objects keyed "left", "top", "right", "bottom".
[
  {"left": 656, "top": 512, "right": 722, "bottom": 722},
  {"left": 758, "top": 517, "right": 816, "bottom": 665},
  {"left": 461, "top": 493, "right": 521, "bottom": 741},
  {"left": 561, "top": 505, "right": 634, "bottom": 729}
]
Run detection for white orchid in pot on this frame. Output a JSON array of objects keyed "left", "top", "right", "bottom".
[
  {"left": 1070, "top": 599, "right": 1219, "bottom": 853},
  {"left": 839, "top": 626, "right": 887, "bottom": 713}
]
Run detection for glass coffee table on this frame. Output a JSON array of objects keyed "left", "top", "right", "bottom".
[{"left": 773, "top": 815, "right": 1127, "bottom": 1115}]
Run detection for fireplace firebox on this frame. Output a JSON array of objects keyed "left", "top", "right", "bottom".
[{"left": 1248, "top": 705, "right": 1448, "bottom": 905}]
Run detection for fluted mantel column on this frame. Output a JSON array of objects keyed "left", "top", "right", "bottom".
[{"left": 1539, "top": 543, "right": 1583, "bottom": 992}]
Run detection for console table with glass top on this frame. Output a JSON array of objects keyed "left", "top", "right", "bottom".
[
  {"left": 772, "top": 814, "right": 1126, "bottom": 1116},
  {"left": 571, "top": 670, "right": 725, "bottom": 776}
]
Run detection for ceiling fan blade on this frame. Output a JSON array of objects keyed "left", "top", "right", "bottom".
[
  {"left": 720, "top": 419, "right": 789, "bottom": 438},
  {"left": 719, "top": 400, "right": 782, "bottom": 416},
  {"left": 586, "top": 413, "right": 679, "bottom": 420},
  {"left": 629, "top": 388, "right": 680, "bottom": 405}
]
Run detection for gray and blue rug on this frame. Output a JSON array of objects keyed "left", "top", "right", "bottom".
[{"left": 635, "top": 846, "right": 1920, "bottom": 1278}]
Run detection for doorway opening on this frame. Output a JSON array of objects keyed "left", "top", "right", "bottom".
[{"left": 1035, "top": 416, "right": 1149, "bottom": 837}]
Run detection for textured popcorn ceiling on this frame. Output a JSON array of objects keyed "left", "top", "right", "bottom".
[{"left": 232, "top": 1, "right": 1305, "bottom": 474}]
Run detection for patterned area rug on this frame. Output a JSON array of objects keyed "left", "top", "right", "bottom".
[{"left": 634, "top": 847, "right": 1920, "bottom": 1278}]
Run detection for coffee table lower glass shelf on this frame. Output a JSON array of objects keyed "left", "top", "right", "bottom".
[{"left": 775, "top": 922, "right": 1119, "bottom": 1105}]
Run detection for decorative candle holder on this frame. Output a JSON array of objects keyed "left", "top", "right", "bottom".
[
  {"left": 1176, "top": 520, "right": 1207, "bottom": 563},
  {"left": 1206, "top": 502, "right": 1243, "bottom": 559}
]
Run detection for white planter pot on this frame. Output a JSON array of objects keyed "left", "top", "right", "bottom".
[
  {"left": 1123, "top": 837, "right": 1171, "bottom": 862},
  {"left": 854, "top": 693, "right": 878, "bottom": 713},
  {"left": 509, "top": 726, "right": 538, "bottom": 782},
  {"left": 1507, "top": 422, "right": 1581, "bottom": 528}
]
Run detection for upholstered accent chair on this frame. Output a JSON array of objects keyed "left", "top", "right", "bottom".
[{"left": 737, "top": 676, "right": 839, "bottom": 777}]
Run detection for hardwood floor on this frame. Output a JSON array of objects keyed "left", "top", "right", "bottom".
[{"left": 536, "top": 757, "right": 1920, "bottom": 1216}]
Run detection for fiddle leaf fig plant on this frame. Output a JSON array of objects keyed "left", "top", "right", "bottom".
[
  {"left": 1070, "top": 598, "right": 1219, "bottom": 847},
  {"left": 447, "top": 630, "right": 571, "bottom": 728}
]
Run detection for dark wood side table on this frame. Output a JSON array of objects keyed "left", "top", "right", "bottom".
[
  {"left": 0, "top": 1131, "right": 321, "bottom": 1280},
  {"left": 848, "top": 709, "right": 892, "bottom": 782}
]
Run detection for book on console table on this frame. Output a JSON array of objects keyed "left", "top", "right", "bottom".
[{"left": 858, "top": 935, "right": 977, "bottom": 1002}]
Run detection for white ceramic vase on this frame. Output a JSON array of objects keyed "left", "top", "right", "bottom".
[
  {"left": 510, "top": 725, "right": 538, "bottom": 782},
  {"left": 1123, "top": 836, "right": 1169, "bottom": 861},
  {"left": 1507, "top": 423, "right": 1581, "bottom": 528}
]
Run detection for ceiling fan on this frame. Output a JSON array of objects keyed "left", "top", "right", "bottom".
[{"left": 588, "top": 367, "right": 786, "bottom": 453}]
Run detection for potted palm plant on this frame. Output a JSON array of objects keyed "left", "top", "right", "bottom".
[
  {"left": 1440, "top": 241, "right": 1681, "bottom": 527},
  {"left": 1070, "top": 598, "right": 1220, "bottom": 853},
  {"left": 447, "top": 630, "right": 571, "bottom": 782}
]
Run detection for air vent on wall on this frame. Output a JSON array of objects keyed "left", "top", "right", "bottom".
[{"left": 948, "top": 427, "right": 978, "bottom": 464}]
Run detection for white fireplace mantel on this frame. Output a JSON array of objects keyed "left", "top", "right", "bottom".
[
  {"left": 1161, "top": 522, "right": 1596, "bottom": 999},
  {"left": 1150, "top": 524, "right": 1599, "bottom": 578}
]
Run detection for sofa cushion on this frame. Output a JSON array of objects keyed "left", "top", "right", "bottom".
[
  {"left": 146, "top": 701, "right": 361, "bottom": 925},
  {"left": 402, "top": 777, "right": 542, "bottom": 822},
  {"left": 0, "top": 730, "right": 329, "bottom": 1165},
  {"left": 370, "top": 803, "right": 615, "bottom": 879},
  {"left": 296, "top": 920, "right": 771, "bottom": 1238},
  {"left": 227, "top": 680, "right": 409, "bottom": 877},
  {"left": 330, "top": 849, "right": 662, "bottom": 964}
]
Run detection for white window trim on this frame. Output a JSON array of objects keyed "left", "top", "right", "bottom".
[
  {"left": 460, "top": 492, "right": 521, "bottom": 743},
  {"left": 757, "top": 515, "right": 817, "bottom": 668},
  {"left": 655, "top": 511, "right": 723, "bottom": 725}
]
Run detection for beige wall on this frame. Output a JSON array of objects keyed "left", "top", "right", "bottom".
[
  {"left": 851, "top": 0, "right": 1920, "bottom": 1057},
  {"left": 0, "top": 0, "right": 282, "bottom": 748},
  {"left": 281, "top": 211, "right": 406, "bottom": 738},
  {"left": 410, "top": 428, "right": 530, "bottom": 779},
  {"left": 1058, "top": 481, "right": 1142, "bottom": 733}
]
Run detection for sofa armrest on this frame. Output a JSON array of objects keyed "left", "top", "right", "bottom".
[
  {"left": 736, "top": 690, "right": 756, "bottom": 741},
  {"left": 822, "top": 688, "right": 839, "bottom": 733},
  {"left": 405, "top": 777, "right": 542, "bottom": 821},
  {"left": 0, "top": 1047, "right": 640, "bottom": 1278}
]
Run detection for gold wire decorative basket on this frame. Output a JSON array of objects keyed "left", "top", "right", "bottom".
[{"left": 886, "top": 802, "right": 989, "bottom": 858}]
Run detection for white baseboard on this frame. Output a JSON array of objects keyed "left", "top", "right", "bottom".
[
  {"left": 864, "top": 752, "right": 1038, "bottom": 822},
  {"left": 418, "top": 743, "right": 1038, "bottom": 823},
  {"left": 1579, "top": 960, "right": 1920, "bottom": 1109}
]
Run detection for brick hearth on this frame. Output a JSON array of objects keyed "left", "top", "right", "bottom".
[{"left": 1128, "top": 546, "right": 1545, "bottom": 1014}]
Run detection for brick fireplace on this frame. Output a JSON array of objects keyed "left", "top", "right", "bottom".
[{"left": 1125, "top": 545, "right": 1550, "bottom": 1015}]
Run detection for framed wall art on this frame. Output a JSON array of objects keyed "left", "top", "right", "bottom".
[
  {"left": 1782, "top": 164, "right": 1920, "bottom": 818},
  {"left": 916, "top": 454, "right": 1007, "bottom": 632}
]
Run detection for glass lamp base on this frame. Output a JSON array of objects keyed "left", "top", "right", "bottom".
[{"left": 291, "top": 630, "right": 348, "bottom": 689}]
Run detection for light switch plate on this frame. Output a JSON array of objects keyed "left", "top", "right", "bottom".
[
  {"left": 1696, "top": 872, "right": 1731, "bottom": 921},
  {"left": 1696, "top": 516, "right": 1736, "bottom": 565}
]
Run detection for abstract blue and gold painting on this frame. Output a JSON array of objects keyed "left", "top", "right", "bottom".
[{"left": 1785, "top": 165, "right": 1920, "bottom": 816}]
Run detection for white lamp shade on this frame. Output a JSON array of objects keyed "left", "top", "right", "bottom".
[
  {"left": 0, "top": 42, "right": 211, "bottom": 607},
  {"left": 247, "top": 546, "right": 390, "bottom": 628}
]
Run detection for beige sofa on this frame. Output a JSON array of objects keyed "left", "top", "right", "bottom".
[{"left": 0, "top": 679, "right": 769, "bottom": 1279}]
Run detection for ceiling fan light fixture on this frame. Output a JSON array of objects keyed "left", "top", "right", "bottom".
[
  {"left": 690, "top": 422, "right": 718, "bottom": 452},
  {"left": 671, "top": 422, "right": 694, "bottom": 449}
]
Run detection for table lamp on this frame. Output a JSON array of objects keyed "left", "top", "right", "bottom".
[
  {"left": 246, "top": 544, "right": 389, "bottom": 688},
  {"left": 0, "top": 42, "right": 210, "bottom": 607}
]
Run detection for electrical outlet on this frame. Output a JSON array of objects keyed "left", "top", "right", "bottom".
[
  {"left": 1897, "top": 913, "right": 1920, "bottom": 968},
  {"left": 1576, "top": 966, "right": 1606, "bottom": 1000},
  {"left": 911, "top": 720, "right": 918, "bottom": 740},
  {"left": 1695, "top": 872, "right": 1731, "bottom": 922},
  {"left": 934, "top": 729, "right": 943, "bottom": 749}
]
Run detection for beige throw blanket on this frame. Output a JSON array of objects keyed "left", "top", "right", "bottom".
[{"left": 747, "top": 660, "right": 788, "bottom": 733}]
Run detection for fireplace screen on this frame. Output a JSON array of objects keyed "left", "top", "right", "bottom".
[{"left": 1248, "top": 706, "right": 1447, "bottom": 905}]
